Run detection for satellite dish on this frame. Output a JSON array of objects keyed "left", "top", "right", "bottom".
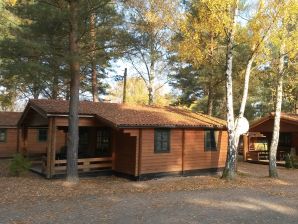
[{"left": 235, "top": 116, "right": 249, "bottom": 135}]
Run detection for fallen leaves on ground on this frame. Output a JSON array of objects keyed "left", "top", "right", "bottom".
[{"left": 1, "top": 160, "right": 298, "bottom": 206}]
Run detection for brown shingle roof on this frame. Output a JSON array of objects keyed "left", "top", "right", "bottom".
[
  {"left": 280, "top": 113, "right": 298, "bottom": 123},
  {"left": 0, "top": 112, "right": 22, "bottom": 127},
  {"left": 250, "top": 112, "right": 298, "bottom": 128},
  {"left": 28, "top": 99, "right": 226, "bottom": 128}
]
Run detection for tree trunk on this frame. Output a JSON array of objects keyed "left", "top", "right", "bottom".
[
  {"left": 66, "top": 0, "right": 80, "bottom": 184},
  {"left": 269, "top": 42, "right": 285, "bottom": 178},
  {"left": 148, "top": 61, "right": 155, "bottom": 105},
  {"left": 207, "top": 86, "right": 214, "bottom": 115},
  {"left": 32, "top": 82, "right": 40, "bottom": 99},
  {"left": 123, "top": 68, "right": 127, "bottom": 104},
  {"left": 233, "top": 55, "right": 255, "bottom": 153},
  {"left": 90, "top": 13, "right": 99, "bottom": 102},
  {"left": 52, "top": 73, "right": 59, "bottom": 100},
  {"left": 222, "top": 1, "right": 239, "bottom": 180}
]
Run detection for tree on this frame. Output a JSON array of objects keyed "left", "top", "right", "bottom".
[
  {"left": 1, "top": 0, "right": 124, "bottom": 183},
  {"left": 0, "top": 0, "right": 70, "bottom": 100},
  {"left": 121, "top": 0, "right": 180, "bottom": 105},
  {"left": 0, "top": 0, "right": 124, "bottom": 103},
  {"left": 110, "top": 76, "right": 173, "bottom": 105},
  {"left": 170, "top": 0, "right": 229, "bottom": 116},
  {"left": 266, "top": 0, "right": 298, "bottom": 178},
  {"left": 220, "top": 0, "right": 239, "bottom": 180}
]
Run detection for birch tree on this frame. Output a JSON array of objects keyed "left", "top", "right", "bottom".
[
  {"left": 267, "top": 0, "right": 298, "bottom": 178},
  {"left": 232, "top": 0, "right": 282, "bottom": 162},
  {"left": 122, "top": 0, "right": 180, "bottom": 105}
]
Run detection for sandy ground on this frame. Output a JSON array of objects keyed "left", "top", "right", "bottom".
[{"left": 1, "top": 160, "right": 298, "bottom": 224}]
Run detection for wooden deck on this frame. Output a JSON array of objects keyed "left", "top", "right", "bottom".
[{"left": 31, "top": 157, "right": 113, "bottom": 178}]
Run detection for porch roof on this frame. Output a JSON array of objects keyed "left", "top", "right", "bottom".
[
  {"left": 250, "top": 112, "right": 298, "bottom": 129},
  {"left": 0, "top": 112, "right": 22, "bottom": 127},
  {"left": 23, "top": 99, "right": 227, "bottom": 129}
]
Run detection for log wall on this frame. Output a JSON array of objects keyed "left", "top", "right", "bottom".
[
  {"left": 114, "top": 131, "right": 137, "bottom": 175},
  {"left": 135, "top": 129, "right": 228, "bottom": 175},
  {"left": 27, "top": 128, "right": 66, "bottom": 155},
  {"left": 0, "top": 128, "right": 18, "bottom": 158}
]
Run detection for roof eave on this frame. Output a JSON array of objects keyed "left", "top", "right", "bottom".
[{"left": 117, "top": 124, "right": 226, "bottom": 129}]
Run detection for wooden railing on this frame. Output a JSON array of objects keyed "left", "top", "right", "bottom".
[
  {"left": 41, "top": 156, "right": 112, "bottom": 175},
  {"left": 246, "top": 150, "right": 269, "bottom": 161}
]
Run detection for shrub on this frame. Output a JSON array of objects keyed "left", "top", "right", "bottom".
[
  {"left": 9, "top": 154, "right": 31, "bottom": 176},
  {"left": 285, "top": 153, "right": 294, "bottom": 169}
]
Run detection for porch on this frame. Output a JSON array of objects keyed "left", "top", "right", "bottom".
[
  {"left": 242, "top": 132, "right": 297, "bottom": 163},
  {"left": 20, "top": 112, "right": 138, "bottom": 178}
]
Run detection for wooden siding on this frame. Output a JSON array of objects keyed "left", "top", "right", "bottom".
[
  {"left": 114, "top": 131, "right": 137, "bottom": 175},
  {"left": 26, "top": 128, "right": 66, "bottom": 156},
  {"left": 22, "top": 109, "right": 48, "bottom": 127},
  {"left": 0, "top": 127, "right": 66, "bottom": 158},
  {"left": 140, "top": 129, "right": 183, "bottom": 174},
  {"left": 183, "top": 130, "right": 228, "bottom": 171},
  {"left": 0, "top": 128, "right": 18, "bottom": 158},
  {"left": 123, "top": 129, "right": 140, "bottom": 176},
  {"left": 55, "top": 117, "right": 103, "bottom": 127},
  {"left": 139, "top": 129, "right": 228, "bottom": 175}
]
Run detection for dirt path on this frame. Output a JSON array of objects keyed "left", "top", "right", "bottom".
[{"left": 1, "top": 162, "right": 298, "bottom": 224}]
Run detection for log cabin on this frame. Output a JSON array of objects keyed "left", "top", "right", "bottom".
[
  {"left": 6, "top": 99, "right": 228, "bottom": 180},
  {"left": 243, "top": 113, "right": 298, "bottom": 162},
  {"left": 0, "top": 112, "right": 66, "bottom": 158},
  {"left": 0, "top": 112, "right": 21, "bottom": 158}
]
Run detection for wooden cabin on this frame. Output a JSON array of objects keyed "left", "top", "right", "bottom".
[
  {"left": 0, "top": 112, "right": 21, "bottom": 158},
  {"left": 243, "top": 113, "right": 298, "bottom": 162},
  {"left": 15, "top": 99, "right": 228, "bottom": 179},
  {"left": 0, "top": 112, "right": 66, "bottom": 158}
]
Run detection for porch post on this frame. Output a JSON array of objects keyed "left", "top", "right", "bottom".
[
  {"left": 111, "top": 129, "right": 116, "bottom": 171},
  {"left": 22, "top": 126, "right": 28, "bottom": 156},
  {"left": 50, "top": 118, "right": 57, "bottom": 177},
  {"left": 16, "top": 127, "right": 21, "bottom": 153},
  {"left": 46, "top": 118, "right": 53, "bottom": 178},
  {"left": 243, "top": 134, "right": 249, "bottom": 161}
]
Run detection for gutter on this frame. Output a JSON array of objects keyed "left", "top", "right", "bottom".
[{"left": 46, "top": 114, "right": 94, "bottom": 118}]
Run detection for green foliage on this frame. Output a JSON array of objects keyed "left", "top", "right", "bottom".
[
  {"left": 110, "top": 77, "right": 173, "bottom": 106},
  {"left": 0, "top": 0, "right": 126, "bottom": 101},
  {"left": 285, "top": 154, "right": 295, "bottom": 169},
  {"left": 9, "top": 154, "right": 31, "bottom": 176}
]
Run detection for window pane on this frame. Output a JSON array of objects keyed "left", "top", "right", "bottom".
[
  {"left": 97, "top": 129, "right": 110, "bottom": 154},
  {"left": 156, "top": 141, "right": 162, "bottom": 151},
  {"left": 156, "top": 132, "right": 162, "bottom": 141},
  {"left": 162, "top": 142, "right": 168, "bottom": 151}
]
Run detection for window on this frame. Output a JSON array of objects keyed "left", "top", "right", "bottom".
[
  {"left": 154, "top": 129, "right": 170, "bottom": 153},
  {"left": 0, "top": 129, "right": 7, "bottom": 143},
  {"left": 38, "top": 129, "right": 47, "bottom": 142},
  {"left": 79, "top": 128, "right": 89, "bottom": 149},
  {"left": 97, "top": 129, "right": 110, "bottom": 155},
  {"left": 204, "top": 130, "right": 218, "bottom": 151},
  {"left": 279, "top": 133, "right": 291, "bottom": 147}
]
